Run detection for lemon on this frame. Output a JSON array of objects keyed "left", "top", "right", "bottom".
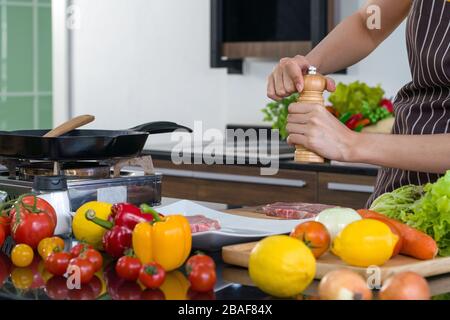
[
  {"left": 249, "top": 235, "right": 316, "bottom": 298},
  {"left": 333, "top": 219, "right": 398, "bottom": 267},
  {"left": 72, "top": 201, "right": 112, "bottom": 249}
]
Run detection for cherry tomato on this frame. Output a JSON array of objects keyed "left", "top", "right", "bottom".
[
  {"left": 141, "top": 289, "right": 165, "bottom": 300},
  {"left": 70, "top": 243, "right": 94, "bottom": 257},
  {"left": 290, "top": 221, "right": 331, "bottom": 258},
  {"left": 11, "top": 244, "right": 34, "bottom": 267},
  {"left": 185, "top": 253, "right": 215, "bottom": 274},
  {"left": 188, "top": 265, "right": 216, "bottom": 293},
  {"left": 68, "top": 257, "right": 96, "bottom": 284},
  {"left": 45, "top": 276, "right": 69, "bottom": 300},
  {"left": 187, "top": 288, "right": 216, "bottom": 300},
  {"left": 45, "top": 252, "right": 72, "bottom": 276},
  {"left": 38, "top": 237, "right": 65, "bottom": 259},
  {"left": 138, "top": 263, "right": 166, "bottom": 289},
  {"left": 80, "top": 249, "right": 103, "bottom": 272},
  {"left": 115, "top": 256, "right": 142, "bottom": 281}
]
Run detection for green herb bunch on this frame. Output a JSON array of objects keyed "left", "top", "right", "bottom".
[{"left": 261, "top": 93, "right": 298, "bottom": 140}]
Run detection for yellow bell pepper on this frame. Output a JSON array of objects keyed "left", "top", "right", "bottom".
[{"left": 132, "top": 204, "right": 192, "bottom": 271}]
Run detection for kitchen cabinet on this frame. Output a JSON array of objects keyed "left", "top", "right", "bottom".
[
  {"left": 154, "top": 159, "right": 317, "bottom": 206},
  {"left": 152, "top": 159, "right": 378, "bottom": 208},
  {"left": 317, "top": 173, "right": 377, "bottom": 208}
]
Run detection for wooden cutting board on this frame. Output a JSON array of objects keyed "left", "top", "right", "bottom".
[{"left": 222, "top": 241, "right": 450, "bottom": 283}]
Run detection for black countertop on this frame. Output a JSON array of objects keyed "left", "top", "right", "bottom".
[
  {"left": 146, "top": 147, "right": 379, "bottom": 177},
  {"left": 1, "top": 249, "right": 450, "bottom": 300}
]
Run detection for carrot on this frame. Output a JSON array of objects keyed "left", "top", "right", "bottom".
[{"left": 357, "top": 209, "right": 438, "bottom": 260}]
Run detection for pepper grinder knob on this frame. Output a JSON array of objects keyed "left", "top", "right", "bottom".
[{"left": 293, "top": 66, "right": 327, "bottom": 163}]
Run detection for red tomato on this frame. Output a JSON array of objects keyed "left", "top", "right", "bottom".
[
  {"left": 45, "top": 252, "right": 72, "bottom": 276},
  {"left": 0, "top": 227, "right": 5, "bottom": 251},
  {"left": 45, "top": 276, "right": 69, "bottom": 300},
  {"left": 115, "top": 256, "right": 142, "bottom": 281},
  {"left": 70, "top": 243, "right": 94, "bottom": 257},
  {"left": 290, "top": 221, "right": 331, "bottom": 258},
  {"left": 138, "top": 263, "right": 166, "bottom": 289},
  {"left": 141, "top": 289, "right": 165, "bottom": 300},
  {"left": 185, "top": 253, "right": 215, "bottom": 274},
  {"left": 188, "top": 265, "right": 216, "bottom": 293},
  {"left": 80, "top": 249, "right": 103, "bottom": 272},
  {"left": 10, "top": 196, "right": 57, "bottom": 249},
  {"left": 0, "top": 215, "right": 9, "bottom": 238},
  {"left": 68, "top": 257, "right": 95, "bottom": 284}
]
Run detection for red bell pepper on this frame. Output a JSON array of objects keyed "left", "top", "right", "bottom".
[
  {"left": 108, "top": 203, "right": 154, "bottom": 231},
  {"left": 86, "top": 210, "right": 132, "bottom": 258},
  {"left": 345, "top": 113, "right": 364, "bottom": 130},
  {"left": 380, "top": 98, "right": 394, "bottom": 113}
]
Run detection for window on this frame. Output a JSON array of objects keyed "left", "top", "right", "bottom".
[{"left": 0, "top": 0, "right": 52, "bottom": 130}]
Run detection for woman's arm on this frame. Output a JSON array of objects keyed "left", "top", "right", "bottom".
[
  {"left": 351, "top": 133, "right": 450, "bottom": 174},
  {"left": 286, "top": 104, "right": 450, "bottom": 174},
  {"left": 268, "top": 0, "right": 412, "bottom": 100},
  {"left": 308, "top": 0, "right": 412, "bottom": 74}
]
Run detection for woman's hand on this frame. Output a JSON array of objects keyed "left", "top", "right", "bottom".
[
  {"left": 267, "top": 55, "right": 336, "bottom": 101},
  {"left": 286, "top": 103, "right": 358, "bottom": 162}
]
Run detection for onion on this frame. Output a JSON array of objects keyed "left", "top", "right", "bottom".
[
  {"left": 318, "top": 269, "right": 372, "bottom": 300},
  {"left": 315, "top": 208, "right": 361, "bottom": 240},
  {"left": 379, "top": 272, "right": 430, "bottom": 300}
]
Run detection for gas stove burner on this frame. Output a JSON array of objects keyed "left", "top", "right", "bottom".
[{"left": 18, "top": 162, "right": 111, "bottom": 181}]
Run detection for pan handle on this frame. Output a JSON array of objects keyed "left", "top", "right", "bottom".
[{"left": 129, "top": 121, "right": 192, "bottom": 134}]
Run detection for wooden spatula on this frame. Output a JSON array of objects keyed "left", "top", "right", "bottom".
[{"left": 43, "top": 115, "right": 95, "bottom": 138}]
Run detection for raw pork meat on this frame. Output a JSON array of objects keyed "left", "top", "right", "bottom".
[
  {"left": 186, "top": 215, "right": 221, "bottom": 233},
  {"left": 261, "top": 202, "right": 335, "bottom": 219}
]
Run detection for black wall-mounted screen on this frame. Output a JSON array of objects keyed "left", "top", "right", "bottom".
[{"left": 223, "top": 0, "right": 311, "bottom": 42}]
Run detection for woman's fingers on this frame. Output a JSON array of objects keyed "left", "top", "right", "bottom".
[
  {"left": 287, "top": 113, "right": 311, "bottom": 124},
  {"left": 286, "top": 134, "right": 307, "bottom": 147},
  {"left": 267, "top": 75, "right": 282, "bottom": 101},
  {"left": 286, "top": 123, "right": 308, "bottom": 135},
  {"left": 273, "top": 66, "right": 288, "bottom": 97},
  {"left": 326, "top": 77, "right": 336, "bottom": 92},
  {"left": 267, "top": 55, "right": 312, "bottom": 100},
  {"left": 288, "top": 103, "right": 322, "bottom": 114}
]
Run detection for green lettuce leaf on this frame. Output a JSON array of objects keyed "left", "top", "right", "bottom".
[{"left": 328, "top": 81, "right": 385, "bottom": 115}]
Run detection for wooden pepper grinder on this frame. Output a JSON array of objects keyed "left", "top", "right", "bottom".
[{"left": 294, "top": 66, "right": 327, "bottom": 163}]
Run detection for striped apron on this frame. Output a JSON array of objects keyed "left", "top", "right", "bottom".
[{"left": 367, "top": 0, "right": 450, "bottom": 206}]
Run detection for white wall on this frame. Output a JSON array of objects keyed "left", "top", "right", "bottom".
[{"left": 69, "top": 0, "right": 411, "bottom": 144}]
